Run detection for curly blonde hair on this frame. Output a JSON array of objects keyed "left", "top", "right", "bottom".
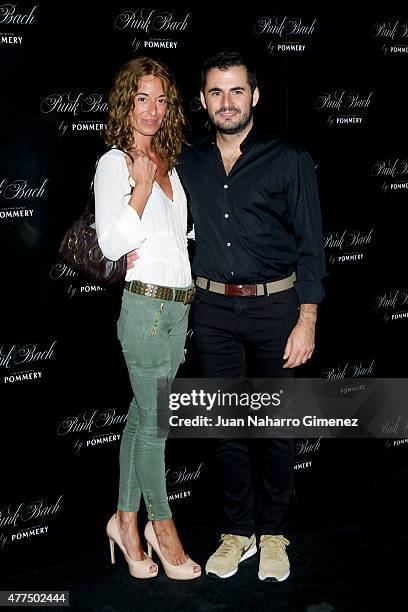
[{"left": 105, "top": 57, "right": 188, "bottom": 172}]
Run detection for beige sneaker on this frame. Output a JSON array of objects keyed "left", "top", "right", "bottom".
[
  {"left": 258, "top": 535, "right": 290, "bottom": 581},
  {"left": 205, "top": 533, "right": 257, "bottom": 578}
]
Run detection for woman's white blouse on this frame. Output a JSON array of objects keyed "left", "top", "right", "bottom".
[{"left": 94, "top": 148, "right": 192, "bottom": 287}]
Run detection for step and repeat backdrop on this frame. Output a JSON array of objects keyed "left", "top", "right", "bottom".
[{"left": 1, "top": 3, "right": 407, "bottom": 575}]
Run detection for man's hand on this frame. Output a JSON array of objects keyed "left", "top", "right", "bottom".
[
  {"left": 283, "top": 304, "right": 317, "bottom": 368},
  {"left": 126, "top": 250, "right": 139, "bottom": 270}
]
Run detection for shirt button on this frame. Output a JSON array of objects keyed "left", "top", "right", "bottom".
[
  {"left": 231, "top": 271, "right": 234, "bottom": 276},
  {"left": 226, "top": 242, "right": 231, "bottom": 247},
  {"left": 223, "top": 184, "right": 228, "bottom": 189},
  {"left": 224, "top": 213, "right": 229, "bottom": 218}
]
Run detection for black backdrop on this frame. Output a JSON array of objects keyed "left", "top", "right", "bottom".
[{"left": 1, "top": 2, "right": 408, "bottom": 576}]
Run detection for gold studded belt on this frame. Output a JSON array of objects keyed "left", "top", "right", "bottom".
[{"left": 125, "top": 280, "right": 196, "bottom": 305}]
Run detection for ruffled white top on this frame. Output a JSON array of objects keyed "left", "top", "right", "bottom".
[{"left": 94, "top": 148, "right": 191, "bottom": 287}]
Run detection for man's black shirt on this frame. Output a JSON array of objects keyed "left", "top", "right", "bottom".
[{"left": 178, "top": 128, "right": 326, "bottom": 304}]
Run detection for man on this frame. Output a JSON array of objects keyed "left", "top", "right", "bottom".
[{"left": 128, "top": 51, "right": 326, "bottom": 582}]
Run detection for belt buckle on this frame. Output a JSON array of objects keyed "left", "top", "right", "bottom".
[
  {"left": 242, "top": 284, "right": 256, "bottom": 296},
  {"left": 225, "top": 284, "right": 256, "bottom": 296}
]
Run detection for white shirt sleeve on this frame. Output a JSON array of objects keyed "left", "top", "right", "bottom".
[{"left": 94, "top": 152, "right": 146, "bottom": 261}]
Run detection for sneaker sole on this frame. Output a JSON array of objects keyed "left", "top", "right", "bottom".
[
  {"left": 258, "top": 569, "right": 290, "bottom": 582},
  {"left": 206, "top": 544, "right": 257, "bottom": 579}
]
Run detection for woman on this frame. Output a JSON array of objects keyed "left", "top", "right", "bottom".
[{"left": 94, "top": 57, "right": 200, "bottom": 580}]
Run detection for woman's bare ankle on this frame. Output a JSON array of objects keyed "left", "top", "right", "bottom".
[
  {"left": 117, "top": 510, "right": 138, "bottom": 527},
  {"left": 152, "top": 518, "right": 189, "bottom": 563},
  {"left": 152, "top": 517, "right": 174, "bottom": 533}
]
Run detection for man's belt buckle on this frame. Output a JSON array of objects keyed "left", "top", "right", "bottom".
[{"left": 225, "top": 284, "right": 256, "bottom": 297}]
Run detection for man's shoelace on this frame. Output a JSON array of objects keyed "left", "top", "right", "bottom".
[
  {"left": 215, "top": 534, "right": 246, "bottom": 558},
  {"left": 259, "top": 536, "right": 290, "bottom": 561}
]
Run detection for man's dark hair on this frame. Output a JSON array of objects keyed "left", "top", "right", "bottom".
[{"left": 200, "top": 51, "right": 257, "bottom": 93}]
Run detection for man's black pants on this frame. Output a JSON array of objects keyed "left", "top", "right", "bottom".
[{"left": 191, "top": 285, "right": 300, "bottom": 537}]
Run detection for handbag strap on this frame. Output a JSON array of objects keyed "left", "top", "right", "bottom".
[{"left": 84, "top": 146, "right": 135, "bottom": 217}]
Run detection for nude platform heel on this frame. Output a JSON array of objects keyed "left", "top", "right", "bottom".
[
  {"left": 106, "top": 513, "right": 158, "bottom": 579},
  {"left": 144, "top": 520, "right": 201, "bottom": 580}
]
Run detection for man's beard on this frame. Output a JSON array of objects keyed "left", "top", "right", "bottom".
[{"left": 209, "top": 105, "right": 253, "bottom": 135}]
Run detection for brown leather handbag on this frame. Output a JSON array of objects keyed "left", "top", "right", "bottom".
[{"left": 59, "top": 149, "right": 133, "bottom": 285}]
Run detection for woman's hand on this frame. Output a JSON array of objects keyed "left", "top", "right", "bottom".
[
  {"left": 125, "top": 150, "right": 157, "bottom": 218},
  {"left": 125, "top": 150, "right": 157, "bottom": 196}
]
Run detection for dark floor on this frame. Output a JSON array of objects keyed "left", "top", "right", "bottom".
[
  {"left": 4, "top": 466, "right": 407, "bottom": 612},
  {"left": 4, "top": 515, "right": 405, "bottom": 612}
]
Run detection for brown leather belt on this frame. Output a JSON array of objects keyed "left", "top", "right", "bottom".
[
  {"left": 125, "top": 280, "right": 196, "bottom": 305},
  {"left": 195, "top": 272, "right": 296, "bottom": 296}
]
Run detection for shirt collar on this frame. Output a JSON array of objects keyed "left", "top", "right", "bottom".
[
  {"left": 239, "top": 125, "right": 262, "bottom": 152},
  {"left": 198, "top": 124, "right": 267, "bottom": 153}
]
